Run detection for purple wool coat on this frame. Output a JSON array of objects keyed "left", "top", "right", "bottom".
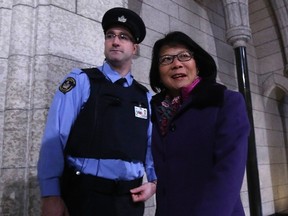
[{"left": 151, "top": 81, "right": 250, "bottom": 216}]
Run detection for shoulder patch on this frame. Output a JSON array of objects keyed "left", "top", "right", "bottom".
[{"left": 59, "top": 77, "right": 76, "bottom": 94}]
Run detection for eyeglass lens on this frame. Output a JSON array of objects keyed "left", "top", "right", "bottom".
[{"left": 159, "top": 51, "right": 193, "bottom": 65}]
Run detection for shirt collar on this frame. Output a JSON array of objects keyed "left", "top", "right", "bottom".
[{"left": 97, "top": 62, "right": 133, "bottom": 85}]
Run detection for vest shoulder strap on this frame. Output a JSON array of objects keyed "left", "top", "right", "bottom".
[
  {"left": 133, "top": 80, "right": 149, "bottom": 93},
  {"left": 81, "top": 67, "right": 106, "bottom": 80}
]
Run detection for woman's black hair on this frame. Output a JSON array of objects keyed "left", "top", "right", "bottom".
[{"left": 149, "top": 31, "right": 217, "bottom": 93}]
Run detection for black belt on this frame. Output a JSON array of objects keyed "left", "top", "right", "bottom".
[{"left": 62, "top": 167, "right": 143, "bottom": 195}]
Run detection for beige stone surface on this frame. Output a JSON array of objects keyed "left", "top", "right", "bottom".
[{"left": 1, "top": 0, "right": 288, "bottom": 215}]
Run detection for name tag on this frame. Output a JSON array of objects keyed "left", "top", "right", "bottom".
[{"left": 134, "top": 106, "right": 147, "bottom": 119}]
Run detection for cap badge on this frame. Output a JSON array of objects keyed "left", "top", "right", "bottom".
[{"left": 118, "top": 15, "right": 127, "bottom": 23}]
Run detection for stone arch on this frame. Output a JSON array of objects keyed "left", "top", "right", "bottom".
[
  {"left": 269, "top": 0, "right": 288, "bottom": 75},
  {"left": 263, "top": 74, "right": 288, "bottom": 98},
  {"left": 263, "top": 84, "right": 288, "bottom": 213}
]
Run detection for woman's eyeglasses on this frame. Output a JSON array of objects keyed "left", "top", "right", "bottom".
[{"left": 159, "top": 51, "right": 194, "bottom": 65}]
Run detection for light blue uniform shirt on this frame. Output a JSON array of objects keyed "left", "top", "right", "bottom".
[{"left": 37, "top": 63, "right": 156, "bottom": 197}]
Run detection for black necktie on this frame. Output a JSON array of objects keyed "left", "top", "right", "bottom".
[{"left": 115, "top": 78, "right": 126, "bottom": 87}]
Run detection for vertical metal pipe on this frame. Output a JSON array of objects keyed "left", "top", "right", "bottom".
[{"left": 234, "top": 46, "right": 263, "bottom": 216}]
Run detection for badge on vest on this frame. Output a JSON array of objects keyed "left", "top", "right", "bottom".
[
  {"left": 59, "top": 77, "right": 76, "bottom": 94},
  {"left": 134, "top": 106, "right": 147, "bottom": 119}
]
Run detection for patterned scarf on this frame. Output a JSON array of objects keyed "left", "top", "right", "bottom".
[
  {"left": 157, "top": 95, "right": 182, "bottom": 136},
  {"left": 157, "top": 77, "right": 202, "bottom": 136}
]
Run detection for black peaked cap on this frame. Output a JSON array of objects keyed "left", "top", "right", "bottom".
[{"left": 102, "top": 7, "right": 146, "bottom": 43}]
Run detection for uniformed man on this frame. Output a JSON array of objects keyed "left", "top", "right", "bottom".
[{"left": 37, "top": 7, "right": 157, "bottom": 216}]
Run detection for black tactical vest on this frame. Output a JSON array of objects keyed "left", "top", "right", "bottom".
[{"left": 65, "top": 68, "right": 150, "bottom": 162}]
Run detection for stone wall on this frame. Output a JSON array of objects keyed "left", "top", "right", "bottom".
[
  {"left": 1, "top": 0, "right": 288, "bottom": 215},
  {"left": 249, "top": 0, "right": 288, "bottom": 214}
]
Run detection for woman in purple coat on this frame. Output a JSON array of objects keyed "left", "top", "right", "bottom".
[{"left": 149, "top": 31, "right": 250, "bottom": 216}]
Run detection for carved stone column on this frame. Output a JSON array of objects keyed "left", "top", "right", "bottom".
[
  {"left": 223, "top": 0, "right": 251, "bottom": 47},
  {"left": 222, "top": 1, "right": 263, "bottom": 216}
]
